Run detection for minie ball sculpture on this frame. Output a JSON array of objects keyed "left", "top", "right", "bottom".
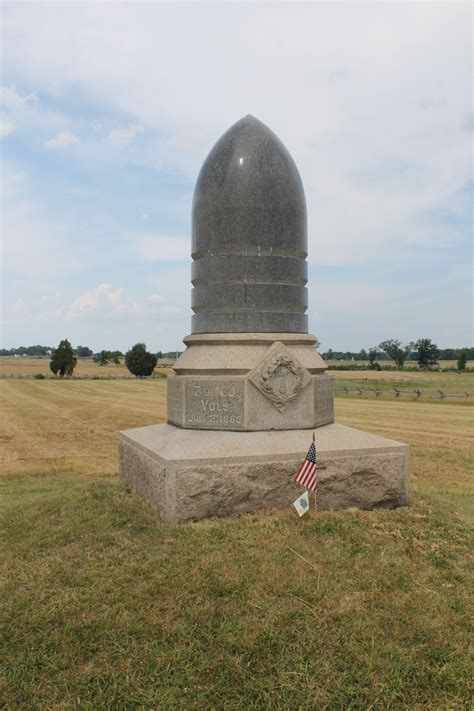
[{"left": 119, "top": 115, "right": 409, "bottom": 523}]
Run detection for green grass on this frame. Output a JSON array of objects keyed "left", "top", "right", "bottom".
[
  {"left": 1, "top": 379, "right": 473, "bottom": 709},
  {"left": 334, "top": 371, "right": 473, "bottom": 401},
  {"left": 2, "top": 479, "right": 472, "bottom": 710}
]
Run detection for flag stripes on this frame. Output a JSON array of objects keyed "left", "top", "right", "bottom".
[{"left": 295, "top": 441, "right": 318, "bottom": 492}]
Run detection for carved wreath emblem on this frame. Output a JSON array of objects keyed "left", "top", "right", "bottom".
[{"left": 258, "top": 354, "right": 305, "bottom": 411}]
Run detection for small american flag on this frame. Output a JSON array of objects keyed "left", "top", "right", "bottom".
[{"left": 295, "top": 441, "right": 318, "bottom": 492}]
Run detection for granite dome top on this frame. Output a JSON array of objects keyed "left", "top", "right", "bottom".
[
  {"left": 192, "top": 115, "right": 307, "bottom": 259},
  {"left": 190, "top": 115, "right": 308, "bottom": 334}
]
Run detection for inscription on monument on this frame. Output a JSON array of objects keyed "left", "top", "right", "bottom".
[{"left": 184, "top": 380, "right": 245, "bottom": 429}]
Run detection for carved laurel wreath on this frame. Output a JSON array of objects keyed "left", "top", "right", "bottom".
[{"left": 258, "top": 355, "right": 304, "bottom": 408}]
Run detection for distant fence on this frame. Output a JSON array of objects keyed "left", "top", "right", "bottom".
[
  {"left": 337, "top": 386, "right": 472, "bottom": 401},
  {"left": 1, "top": 374, "right": 471, "bottom": 400}
]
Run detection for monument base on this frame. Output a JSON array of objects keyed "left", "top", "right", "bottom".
[{"left": 119, "top": 423, "right": 409, "bottom": 523}]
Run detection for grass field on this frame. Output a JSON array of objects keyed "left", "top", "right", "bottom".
[
  {"left": 327, "top": 360, "right": 473, "bottom": 370},
  {"left": 1, "top": 378, "right": 473, "bottom": 709},
  {"left": 334, "top": 370, "right": 473, "bottom": 402},
  {"left": 0, "top": 356, "right": 132, "bottom": 377},
  {"left": 0, "top": 356, "right": 173, "bottom": 378},
  {"left": 1, "top": 356, "right": 473, "bottom": 379}
]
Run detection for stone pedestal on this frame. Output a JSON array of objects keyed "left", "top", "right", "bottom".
[
  {"left": 168, "top": 333, "right": 333, "bottom": 431},
  {"left": 119, "top": 423, "right": 409, "bottom": 523}
]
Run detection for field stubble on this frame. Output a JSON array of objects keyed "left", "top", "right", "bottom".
[{"left": 1, "top": 377, "right": 473, "bottom": 709}]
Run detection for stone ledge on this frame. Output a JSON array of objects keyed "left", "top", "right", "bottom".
[
  {"left": 119, "top": 423, "right": 409, "bottom": 523},
  {"left": 167, "top": 372, "right": 334, "bottom": 432},
  {"left": 174, "top": 332, "right": 327, "bottom": 375}
]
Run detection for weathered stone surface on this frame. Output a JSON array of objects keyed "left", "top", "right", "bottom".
[
  {"left": 167, "top": 372, "right": 333, "bottom": 432},
  {"left": 168, "top": 376, "right": 245, "bottom": 430},
  {"left": 249, "top": 341, "right": 312, "bottom": 412},
  {"left": 168, "top": 335, "right": 331, "bottom": 431},
  {"left": 314, "top": 375, "right": 334, "bottom": 427},
  {"left": 174, "top": 333, "right": 327, "bottom": 375},
  {"left": 191, "top": 115, "right": 308, "bottom": 334},
  {"left": 119, "top": 422, "right": 409, "bottom": 523},
  {"left": 243, "top": 377, "right": 317, "bottom": 431}
]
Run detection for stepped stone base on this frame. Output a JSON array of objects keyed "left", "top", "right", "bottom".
[{"left": 118, "top": 423, "right": 409, "bottom": 523}]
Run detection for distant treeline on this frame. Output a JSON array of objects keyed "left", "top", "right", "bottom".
[
  {"left": 1, "top": 345, "right": 472, "bottom": 360},
  {"left": 0, "top": 345, "right": 183, "bottom": 359},
  {"left": 0, "top": 345, "right": 53, "bottom": 356},
  {"left": 322, "top": 348, "right": 474, "bottom": 361}
]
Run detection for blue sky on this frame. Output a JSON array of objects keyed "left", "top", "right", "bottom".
[{"left": 1, "top": 1, "right": 472, "bottom": 352}]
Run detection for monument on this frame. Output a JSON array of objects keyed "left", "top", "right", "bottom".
[{"left": 119, "top": 115, "right": 409, "bottom": 522}]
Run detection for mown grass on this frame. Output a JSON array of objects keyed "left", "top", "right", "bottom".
[
  {"left": 2, "top": 356, "right": 472, "bottom": 379},
  {"left": 334, "top": 371, "right": 473, "bottom": 401},
  {"left": 0, "top": 356, "right": 172, "bottom": 379},
  {"left": 1, "top": 379, "right": 473, "bottom": 709},
  {"left": 0, "top": 356, "right": 133, "bottom": 378}
]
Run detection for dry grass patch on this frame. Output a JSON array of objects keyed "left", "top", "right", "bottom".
[
  {"left": 0, "top": 356, "right": 173, "bottom": 379},
  {"left": 1, "top": 379, "right": 473, "bottom": 709},
  {"left": 0, "top": 379, "right": 167, "bottom": 477}
]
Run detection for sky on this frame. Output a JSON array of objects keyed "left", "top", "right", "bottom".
[{"left": 1, "top": 1, "right": 472, "bottom": 353}]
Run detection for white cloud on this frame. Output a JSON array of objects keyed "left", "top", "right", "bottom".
[
  {"left": 0, "top": 118, "right": 13, "bottom": 136},
  {"left": 105, "top": 124, "right": 143, "bottom": 146},
  {"left": 44, "top": 130, "right": 79, "bottom": 149},
  {"left": 65, "top": 283, "right": 128, "bottom": 319},
  {"left": 1, "top": 2, "right": 471, "bottom": 269},
  {"left": 147, "top": 293, "right": 165, "bottom": 304},
  {"left": 0, "top": 3, "right": 471, "bottom": 349},
  {"left": 0, "top": 85, "right": 37, "bottom": 110},
  {"left": 0, "top": 84, "right": 66, "bottom": 137}
]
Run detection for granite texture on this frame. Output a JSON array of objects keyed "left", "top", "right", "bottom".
[
  {"left": 191, "top": 115, "right": 308, "bottom": 334},
  {"left": 119, "top": 423, "right": 410, "bottom": 523},
  {"left": 314, "top": 376, "right": 335, "bottom": 427},
  {"left": 191, "top": 283, "right": 307, "bottom": 314},
  {"left": 173, "top": 333, "right": 327, "bottom": 375},
  {"left": 168, "top": 338, "right": 332, "bottom": 431},
  {"left": 167, "top": 374, "right": 333, "bottom": 432},
  {"left": 192, "top": 255, "right": 308, "bottom": 287},
  {"left": 192, "top": 312, "right": 308, "bottom": 334}
]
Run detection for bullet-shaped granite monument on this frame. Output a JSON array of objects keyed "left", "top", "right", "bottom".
[{"left": 119, "top": 116, "right": 409, "bottom": 522}]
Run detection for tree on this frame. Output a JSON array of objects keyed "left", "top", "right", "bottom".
[
  {"left": 94, "top": 350, "right": 110, "bottom": 366},
  {"left": 379, "top": 339, "right": 410, "bottom": 368},
  {"left": 50, "top": 339, "right": 77, "bottom": 377},
  {"left": 410, "top": 338, "right": 440, "bottom": 369},
  {"left": 368, "top": 348, "right": 381, "bottom": 370},
  {"left": 76, "top": 345, "right": 93, "bottom": 358},
  {"left": 125, "top": 343, "right": 157, "bottom": 377},
  {"left": 325, "top": 348, "right": 334, "bottom": 360},
  {"left": 109, "top": 351, "right": 123, "bottom": 365},
  {"left": 457, "top": 351, "right": 467, "bottom": 372}
]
